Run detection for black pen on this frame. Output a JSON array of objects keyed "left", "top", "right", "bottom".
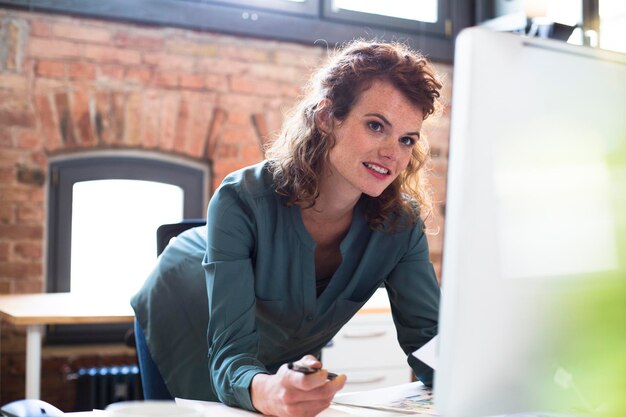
[{"left": 288, "top": 362, "right": 338, "bottom": 380}]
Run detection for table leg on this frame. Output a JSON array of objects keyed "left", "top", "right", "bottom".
[{"left": 25, "top": 324, "right": 43, "bottom": 399}]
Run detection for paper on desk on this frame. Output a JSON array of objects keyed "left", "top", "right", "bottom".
[
  {"left": 175, "top": 397, "right": 357, "bottom": 416},
  {"left": 412, "top": 335, "right": 438, "bottom": 370},
  {"left": 332, "top": 382, "right": 438, "bottom": 415}
]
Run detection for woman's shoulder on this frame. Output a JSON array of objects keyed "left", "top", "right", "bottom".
[{"left": 217, "top": 161, "right": 276, "bottom": 199}]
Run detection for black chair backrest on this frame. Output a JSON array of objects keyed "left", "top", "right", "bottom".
[{"left": 156, "top": 219, "right": 206, "bottom": 256}]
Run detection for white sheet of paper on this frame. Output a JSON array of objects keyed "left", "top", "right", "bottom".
[
  {"left": 332, "top": 381, "right": 437, "bottom": 415},
  {"left": 175, "top": 397, "right": 362, "bottom": 416},
  {"left": 412, "top": 335, "right": 438, "bottom": 370}
]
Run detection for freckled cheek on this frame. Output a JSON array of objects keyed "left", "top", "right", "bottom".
[{"left": 398, "top": 153, "right": 412, "bottom": 172}]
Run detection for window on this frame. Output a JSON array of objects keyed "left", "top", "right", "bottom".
[
  {"left": 198, "top": 0, "right": 319, "bottom": 16},
  {"left": 47, "top": 152, "right": 209, "bottom": 343},
  {"left": 324, "top": 0, "right": 447, "bottom": 36},
  {"left": 70, "top": 180, "right": 184, "bottom": 298},
  {"left": 0, "top": 0, "right": 472, "bottom": 62},
  {"left": 599, "top": 0, "right": 626, "bottom": 53}
]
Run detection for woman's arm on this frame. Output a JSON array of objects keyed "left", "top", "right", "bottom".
[
  {"left": 385, "top": 224, "right": 440, "bottom": 385},
  {"left": 203, "top": 183, "right": 268, "bottom": 409}
]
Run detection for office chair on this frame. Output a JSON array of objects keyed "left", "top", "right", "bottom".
[
  {"left": 156, "top": 219, "right": 207, "bottom": 256},
  {"left": 133, "top": 219, "right": 207, "bottom": 400}
]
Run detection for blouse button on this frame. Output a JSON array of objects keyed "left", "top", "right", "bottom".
[{"left": 305, "top": 314, "right": 314, "bottom": 321}]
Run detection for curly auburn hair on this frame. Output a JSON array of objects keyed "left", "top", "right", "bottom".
[{"left": 266, "top": 40, "right": 442, "bottom": 231}]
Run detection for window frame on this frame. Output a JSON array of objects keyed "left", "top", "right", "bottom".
[
  {"left": 0, "top": 0, "right": 473, "bottom": 62},
  {"left": 322, "top": 0, "right": 448, "bottom": 37},
  {"left": 197, "top": 0, "right": 319, "bottom": 17},
  {"left": 46, "top": 152, "right": 209, "bottom": 344}
]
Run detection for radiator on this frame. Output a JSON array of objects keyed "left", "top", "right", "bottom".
[{"left": 75, "top": 365, "right": 143, "bottom": 411}]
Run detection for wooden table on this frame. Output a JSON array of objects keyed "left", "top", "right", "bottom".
[{"left": 0, "top": 293, "right": 135, "bottom": 399}]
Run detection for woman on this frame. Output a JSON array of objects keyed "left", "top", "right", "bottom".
[{"left": 132, "top": 39, "right": 442, "bottom": 417}]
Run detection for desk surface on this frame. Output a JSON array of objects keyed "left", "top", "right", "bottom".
[
  {"left": 0, "top": 289, "right": 390, "bottom": 326},
  {"left": 0, "top": 293, "right": 134, "bottom": 326}
]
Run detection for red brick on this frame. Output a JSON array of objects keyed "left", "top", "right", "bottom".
[
  {"left": 114, "top": 31, "right": 164, "bottom": 50},
  {"left": 140, "top": 91, "right": 161, "bottom": 149},
  {"left": 0, "top": 128, "right": 12, "bottom": 147},
  {"left": 28, "top": 38, "right": 83, "bottom": 59},
  {"left": 29, "top": 20, "right": 52, "bottom": 37},
  {"left": 215, "top": 142, "right": 239, "bottom": 159},
  {"left": 4, "top": 20, "right": 22, "bottom": 72},
  {"left": 34, "top": 94, "right": 63, "bottom": 152},
  {"left": 173, "top": 97, "right": 190, "bottom": 152},
  {"left": 124, "top": 93, "right": 142, "bottom": 146},
  {"left": 83, "top": 44, "right": 141, "bottom": 65},
  {"left": 158, "top": 93, "right": 180, "bottom": 151},
  {"left": 0, "top": 243, "right": 9, "bottom": 262},
  {"left": 14, "top": 279, "right": 44, "bottom": 293},
  {"left": 99, "top": 64, "right": 125, "bottom": 80},
  {"left": 71, "top": 89, "right": 96, "bottom": 146},
  {"left": 29, "top": 151, "right": 48, "bottom": 169},
  {"left": 0, "top": 204, "right": 14, "bottom": 224},
  {"left": 54, "top": 92, "right": 77, "bottom": 147},
  {"left": 33, "top": 77, "right": 65, "bottom": 91},
  {"left": 166, "top": 39, "right": 218, "bottom": 57},
  {"left": 227, "top": 111, "right": 250, "bottom": 126},
  {"left": 0, "top": 166, "right": 15, "bottom": 183},
  {"left": 248, "top": 63, "right": 302, "bottom": 82},
  {"left": 15, "top": 130, "right": 41, "bottom": 149},
  {"left": 13, "top": 242, "right": 42, "bottom": 261},
  {"left": 0, "top": 74, "right": 27, "bottom": 90},
  {"left": 204, "top": 74, "right": 228, "bottom": 92},
  {"left": 35, "top": 60, "right": 66, "bottom": 79},
  {"left": 51, "top": 23, "right": 112, "bottom": 43},
  {"left": 0, "top": 187, "right": 43, "bottom": 204},
  {"left": 274, "top": 49, "right": 322, "bottom": 68},
  {"left": 0, "top": 262, "right": 42, "bottom": 278},
  {"left": 0, "top": 110, "right": 35, "bottom": 128},
  {"left": 179, "top": 73, "right": 204, "bottom": 90},
  {"left": 94, "top": 91, "right": 113, "bottom": 144},
  {"left": 241, "top": 144, "right": 264, "bottom": 162},
  {"left": 16, "top": 204, "right": 43, "bottom": 223},
  {"left": 185, "top": 94, "right": 213, "bottom": 158},
  {"left": 0, "top": 280, "right": 11, "bottom": 294},
  {"left": 230, "top": 76, "right": 282, "bottom": 96},
  {"left": 0, "top": 224, "right": 43, "bottom": 239},
  {"left": 110, "top": 92, "right": 126, "bottom": 145},
  {"left": 0, "top": 148, "right": 19, "bottom": 165},
  {"left": 143, "top": 52, "right": 195, "bottom": 71},
  {"left": 196, "top": 57, "right": 247, "bottom": 75},
  {"left": 126, "top": 66, "right": 152, "bottom": 84},
  {"left": 213, "top": 160, "right": 248, "bottom": 183},
  {"left": 152, "top": 71, "right": 178, "bottom": 88},
  {"left": 217, "top": 92, "right": 272, "bottom": 112},
  {"left": 94, "top": 90, "right": 114, "bottom": 144},
  {"left": 217, "top": 45, "right": 271, "bottom": 63},
  {"left": 68, "top": 62, "right": 97, "bottom": 80}
]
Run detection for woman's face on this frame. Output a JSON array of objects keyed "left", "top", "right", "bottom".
[{"left": 325, "top": 79, "right": 424, "bottom": 199}]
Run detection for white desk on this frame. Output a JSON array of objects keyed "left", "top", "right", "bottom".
[{"left": 0, "top": 293, "right": 135, "bottom": 399}]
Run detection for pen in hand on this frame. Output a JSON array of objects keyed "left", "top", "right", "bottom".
[{"left": 288, "top": 362, "right": 338, "bottom": 380}]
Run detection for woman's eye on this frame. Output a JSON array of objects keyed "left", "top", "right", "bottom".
[
  {"left": 400, "top": 136, "right": 416, "bottom": 146},
  {"left": 367, "top": 121, "right": 383, "bottom": 132}
]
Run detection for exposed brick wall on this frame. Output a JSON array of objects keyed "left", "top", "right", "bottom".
[{"left": 0, "top": 8, "right": 451, "bottom": 408}]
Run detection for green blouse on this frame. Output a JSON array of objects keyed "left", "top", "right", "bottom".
[{"left": 131, "top": 161, "right": 440, "bottom": 411}]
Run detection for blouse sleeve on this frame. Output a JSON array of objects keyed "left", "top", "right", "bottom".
[
  {"left": 385, "top": 223, "right": 440, "bottom": 386},
  {"left": 202, "top": 183, "right": 267, "bottom": 411}
]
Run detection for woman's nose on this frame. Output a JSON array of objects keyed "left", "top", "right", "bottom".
[{"left": 378, "top": 138, "right": 397, "bottom": 160}]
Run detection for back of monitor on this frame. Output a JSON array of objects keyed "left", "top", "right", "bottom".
[{"left": 436, "top": 27, "right": 626, "bottom": 417}]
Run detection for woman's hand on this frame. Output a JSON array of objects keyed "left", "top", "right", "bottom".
[{"left": 250, "top": 355, "right": 346, "bottom": 417}]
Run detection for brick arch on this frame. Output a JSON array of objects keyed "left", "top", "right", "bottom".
[{"left": 34, "top": 86, "right": 216, "bottom": 159}]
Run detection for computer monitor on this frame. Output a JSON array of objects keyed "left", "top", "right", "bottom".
[{"left": 436, "top": 27, "right": 626, "bottom": 417}]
